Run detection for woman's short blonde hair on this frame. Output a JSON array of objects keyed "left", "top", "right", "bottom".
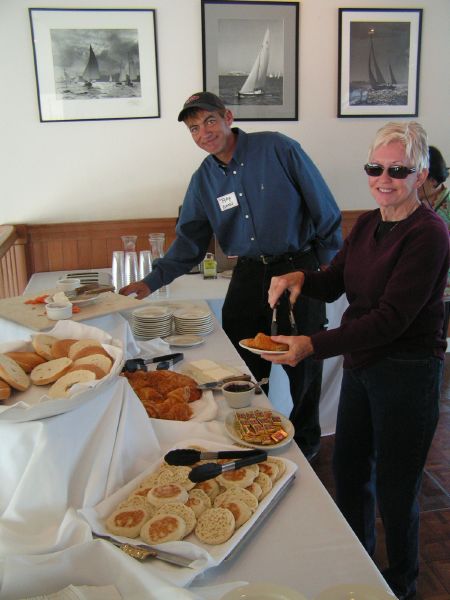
[{"left": 368, "top": 121, "right": 429, "bottom": 171}]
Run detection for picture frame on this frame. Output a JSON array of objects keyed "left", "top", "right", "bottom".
[
  {"left": 29, "top": 8, "right": 160, "bottom": 122},
  {"left": 201, "top": 0, "right": 299, "bottom": 121},
  {"left": 338, "top": 8, "right": 422, "bottom": 118}
]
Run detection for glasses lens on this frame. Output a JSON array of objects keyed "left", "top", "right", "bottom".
[
  {"left": 388, "top": 166, "right": 414, "bottom": 179},
  {"left": 364, "top": 164, "right": 383, "bottom": 177}
]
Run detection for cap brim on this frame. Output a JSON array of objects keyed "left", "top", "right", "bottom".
[{"left": 178, "top": 102, "right": 224, "bottom": 121}]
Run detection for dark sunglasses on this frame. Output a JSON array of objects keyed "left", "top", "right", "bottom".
[{"left": 364, "top": 163, "right": 416, "bottom": 179}]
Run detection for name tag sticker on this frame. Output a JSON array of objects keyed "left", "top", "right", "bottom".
[{"left": 217, "top": 192, "right": 239, "bottom": 212}]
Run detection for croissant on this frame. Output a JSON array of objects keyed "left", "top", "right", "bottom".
[{"left": 241, "top": 332, "right": 288, "bottom": 352}]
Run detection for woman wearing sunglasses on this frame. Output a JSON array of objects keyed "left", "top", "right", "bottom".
[{"left": 262, "top": 122, "right": 449, "bottom": 599}]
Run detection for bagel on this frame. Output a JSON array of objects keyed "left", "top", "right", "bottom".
[
  {"left": 73, "top": 354, "right": 112, "bottom": 374},
  {"left": 32, "top": 334, "right": 58, "bottom": 361},
  {"left": 51, "top": 338, "right": 78, "bottom": 359},
  {"left": 0, "top": 379, "right": 12, "bottom": 401},
  {"left": 67, "top": 364, "right": 106, "bottom": 379},
  {"left": 68, "top": 339, "right": 103, "bottom": 360},
  {"left": 47, "top": 369, "right": 96, "bottom": 398},
  {"left": 0, "top": 354, "right": 30, "bottom": 391},
  {"left": 4, "top": 351, "right": 46, "bottom": 373},
  {"left": 30, "top": 357, "right": 72, "bottom": 386}
]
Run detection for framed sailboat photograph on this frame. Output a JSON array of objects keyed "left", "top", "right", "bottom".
[
  {"left": 338, "top": 8, "right": 422, "bottom": 118},
  {"left": 29, "top": 8, "right": 160, "bottom": 122},
  {"left": 201, "top": 0, "right": 299, "bottom": 121}
]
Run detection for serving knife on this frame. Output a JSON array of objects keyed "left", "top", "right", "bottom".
[
  {"left": 196, "top": 374, "right": 251, "bottom": 390},
  {"left": 94, "top": 533, "right": 194, "bottom": 567}
]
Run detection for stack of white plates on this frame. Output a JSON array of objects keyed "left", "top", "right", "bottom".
[
  {"left": 131, "top": 305, "right": 173, "bottom": 339},
  {"left": 173, "top": 307, "right": 214, "bottom": 336}
]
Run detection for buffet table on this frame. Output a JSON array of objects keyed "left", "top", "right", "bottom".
[
  {"left": 0, "top": 273, "right": 391, "bottom": 600},
  {"left": 22, "top": 271, "right": 348, "bottom": 435}
]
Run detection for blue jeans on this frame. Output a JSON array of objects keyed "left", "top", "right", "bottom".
[{"left": 333, "top": 354, "right": 442, "bottom": 597}]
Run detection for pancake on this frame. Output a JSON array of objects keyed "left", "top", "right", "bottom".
[
  {"left": 140, "top": 513, "right": 186, "bottom": 544},
  {"left": 195, "top": 508, "right": 235, "bottom": 545}
]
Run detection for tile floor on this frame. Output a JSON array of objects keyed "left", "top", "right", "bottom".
[{"left": 311, "top": 355, "right": 450, "bottom": 600}]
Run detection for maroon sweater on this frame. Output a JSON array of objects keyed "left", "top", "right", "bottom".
[{"left": 303, "top": 204, "right": 449, "bottom": 369}]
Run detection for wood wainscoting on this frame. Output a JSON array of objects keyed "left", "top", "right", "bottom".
[{"left": 2, "top": 210, "right": 366, "bottom": 297}]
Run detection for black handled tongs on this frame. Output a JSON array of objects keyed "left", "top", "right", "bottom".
[
  {"left": 123, "top": 352, "right": 184, "bottom": 372},
  {"left": 271, "top": 291, "right": 298, "bottom": 336},
  {"left": 164, "top": 448, "right": 267, "bottom": 483}
]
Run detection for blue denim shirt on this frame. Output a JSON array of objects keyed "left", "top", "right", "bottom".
[{"left": 145, "top": 128, "right": 342, "bottom": 290}]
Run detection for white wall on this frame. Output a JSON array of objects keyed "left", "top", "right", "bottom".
[{"left": 1, "top": 0, "right": 449, "bottom": 224}]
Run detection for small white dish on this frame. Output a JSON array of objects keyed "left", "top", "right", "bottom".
[
  {"left": 221, "top": 582, "right": 308, "bottom": 600},
  {"left": 45, "top": 302, "right": 73, "bottom": 320},
  {"left": 56, "top": 277, "right": 80, "bottom": 292},
  {"left": 164, "top": 334, "right": 205, "bottom": 347},
  {"left": 222, "top": 380, "right": 255, "bottom": 408}
]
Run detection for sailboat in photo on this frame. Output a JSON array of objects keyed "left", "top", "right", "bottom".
[
  {"left": 238, "top": 28, "right": 270, "bottom": 97},
  {"left": 82, "top": 44, "right": 100, "bottom": 88},
  {"left": 368, "top": 30, "right": 394, "bottom": 90}
]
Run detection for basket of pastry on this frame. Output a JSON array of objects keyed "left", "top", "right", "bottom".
[{"left": 0, "top": 320, "right": 123, "bottom": 421}]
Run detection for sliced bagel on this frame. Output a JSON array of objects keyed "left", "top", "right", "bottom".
[
  {"left": 70, "top": 345, "right": 112, "bottom": 362},
  {"left": 48, "top": 369, "right": 96, "bottom": 398},
  {"left": 51, "top": 338, "right": 78, "bottom": 359},
  {"left": 0, "top": 378, "right": 12, "bottom": 401},
  {"left": 32, "top": 334, "right": 58, "bottom": 361},
  {"left": 73, "top": 353, "right": 112, "bottom": 374},
  {"left": 0, "top": 354, "right": 30, "bottom": 391},
  {"left": 4, "top": 351, "right": 46, "bottom": 373},
  {"left": 68, "top": 339, "right": 103, "bottom": 360},
  {"left": 67, "top": 364, "right": 106, "bottom": 379},
  {"left": 30, "top": 357, "right": 72, "bottom": 386}
]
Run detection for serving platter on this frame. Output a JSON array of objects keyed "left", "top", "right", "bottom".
[
  {"left": 79, "top": 438, "right": 298, "bottom": 588},
  {"left": 239, "top": 341, "right": 287, "bottom": 356},
  {"left": 224, "top": 407, "right": 294, "bottom": 450}
]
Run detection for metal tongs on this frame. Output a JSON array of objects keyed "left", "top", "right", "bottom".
[
  {"left": 270, "top": 291, "right": 298, "bottom": 336},
  {"left": 165, "top": 448, "right": 267, "bottom": 483},
  {"left": 123, "top": 352, "right": 184, "bottom": 372}
]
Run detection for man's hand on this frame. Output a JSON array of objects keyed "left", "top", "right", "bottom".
[
  {"left": 261, "top": 335, "right": 314, "bottom": 367},
  {"left": 268, "top": 272, "right": 305, "bottom": 308},
  {"left": 119, "top": 280, "right": 151, "bottom": 300}
]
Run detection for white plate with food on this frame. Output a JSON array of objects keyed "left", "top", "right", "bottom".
[
  {"left": 238, "top": 341, "right": 287, "bottom": 356},
  {"left": 79, "top": 438, "right": 298, "bottom": 588},
  {"left": 222, "top": 582, "right": 308, "bottom": 600},
  {"left": 164, "top": 334, "right": 205, "bottom": 347},
  {"left": 225, "top": 407, "right": 294, "bottom": 450}
]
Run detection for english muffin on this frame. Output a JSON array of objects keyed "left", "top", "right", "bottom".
[
  {"left": 216, "top": 466, "right": 256, "bottom": 489},
  {"left": 214, "top": 487, "right": 259, "bottom": 512},
  {"left": 185, "top": 494, "right": 207, "bottom": 517},
  {"left": 105, "top": 506, "right": 151, "bottom": 538},
  {"left": 195, "top": 507, "right": 235, "bottom": 545},
  {"left": 188, "top": 488, "right": 212, "bottom": 509},
  {"left": 257, "top": 461, "right": 280, "bottom": 483},
  {"left": 267, "top": 456, "right": 286, "bottom": 479},
  {"left": 155, "top": 502, "right": 197, "bottom": 536},
  {"left": 220, "top": 499, "right": 252, "bottom": 529},
  {"left": 140, "top": 513, "right": 186, "bottom": 544},
  {"left": 156, "top": 466, "right": 196, "bottom": 491},
  {"left": 147, "top": 483, "right": 188, "bottom": 507},
  {"left": 255, "top": 472, "right": 273, "bottom": 499}
]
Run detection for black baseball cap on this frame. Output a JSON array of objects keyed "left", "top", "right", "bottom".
[{"left": 178, "top": 91, "right": 226, "bottom": 122}]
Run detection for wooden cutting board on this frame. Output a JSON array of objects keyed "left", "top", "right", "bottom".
[{"left": 0, "top": 290, "right": 143, "bottom": 331}]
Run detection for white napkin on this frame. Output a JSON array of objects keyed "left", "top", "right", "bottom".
[
  {"left": 19, "top": 584, "right": 122, "bottom": 600},
  {"left": 134, "top": 337, "right": 171, "bottom": 358}
]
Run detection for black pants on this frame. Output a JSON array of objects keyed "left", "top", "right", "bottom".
[{"left": 222, "top": 251, "right": 326, "bottom": 454}]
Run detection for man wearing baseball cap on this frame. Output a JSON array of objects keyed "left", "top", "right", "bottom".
[{"left": 121, "top": 91, "right": 342, "bottom": 461}]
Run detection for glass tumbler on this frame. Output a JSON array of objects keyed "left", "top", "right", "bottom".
[
  {"left": 112, "top": 251, "right": 125, "bottom": 292},
  {"left": 149, "top": 233, "right": 168, "bottom": 297},
  {"left": 139, "top": 250, "right": 153, "bottom": 280},
  {"left": 121, "top": 235, "right": 137, "bottom": 252},
  {"left": 123, "top": 251, "right": 138, "bottom": 286}
]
